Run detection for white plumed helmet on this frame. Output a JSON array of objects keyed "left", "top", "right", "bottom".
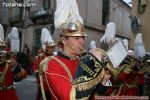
[
  {"left": 0, "top": 24, "right": 5, "bottom": 47},
  {"left": 6, "top": 27, "right": 19, "bottom": 43},
  {"left": 123, "top": 39, "right": 129, "bottom": 50},
  {"left": 100, "top": 22, "right": 116, "bottom": 44},
  {"left": 134, "top": 33, "right": 146, "bottom": 58},
  {"left": 54, "top": 0, "right": 87, "bottom": 37},
  {"left": 41, "top": 28, "right": 55, "bottom": 50},
  {"left": 0, "top": 24, "right": 4, "bottom": 41},
  {"left": 89, "top": 40, "right": 96, "bottom": 49}
]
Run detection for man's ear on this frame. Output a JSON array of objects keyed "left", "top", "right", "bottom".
[{"left": 61, "top": 37, "right": 66, "bottom": 45}]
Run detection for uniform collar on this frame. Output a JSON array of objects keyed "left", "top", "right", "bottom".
[{"left": 57, "top": 50, "right": 78, "bottom": 60}]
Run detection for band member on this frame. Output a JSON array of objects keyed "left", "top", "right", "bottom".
[
  {"left": 100, "top": 22, "right": 116, "bottom": 51},
  {"left": 108, "top": 33, "right": 147, "bottom": 96},
  {"left": 6, "top": 27, "right": 20, "bottom": 53},
  {"left": 33, "top": 28, "right": 55, "bottom": 100},
  {"left": 0, "top": 24, "right": 27, "bottom": 100},
  {"left": 39, "top": 0, "right": 111, "bottom": 99}
]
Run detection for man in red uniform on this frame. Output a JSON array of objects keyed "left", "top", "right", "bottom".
[
  {"left": 39, "top": 0, "right": 111, "bottom": 99},
  {"left": 0, "top": 24, "right": 27, "bottom": 100},
  {"left": 33, "top": 28, "right": 55, "bottom": 100}
]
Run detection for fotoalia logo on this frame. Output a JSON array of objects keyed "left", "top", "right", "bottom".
[{"left": 3, "top": 2, "right": 36, "bottom": 8}]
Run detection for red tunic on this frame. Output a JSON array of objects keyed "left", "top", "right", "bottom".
[
  {"left": 45, "top": 52, "right": 79, "bottom": 100},
  {"left": 110, "top": 70, "right": 144, "bottom": 96},
  {"left": 109, "top": 55, "right": 146, "bottom": 96},
  {"left": 33, "top": 52, "right": 52, "bottom": 100},
  {"left": 0, "top": 62, "right": 27, "bottom": 100},
  {"left": 0, "top": 63, "right": 18, "bottom": 100}
]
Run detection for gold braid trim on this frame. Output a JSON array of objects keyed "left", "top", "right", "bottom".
[
  {"left": 39, "top": 56, "right": 53, "bottom": 74},
  {"left": 0, "top": 63, "right": 9, "bottom": 84},
  {"left": 70, "top": 85, "right": 90, "bottom": 100},
  {"left": 39, "top": 56, "right": 53, "bottom": 100},
  {"left": 40, "top": 56, "right": 73, "bottom": 82},
  {"left": 39, "top": 75, "right": 46, "bottom": 100},
  {"left": 75, "top": 68, "right": 105, "bottom": 91},
  {"left": 70, "top": 85, "right": 76, "bottom": 100},
  {"left": 51, "top": 56, "right": 74, "bottom": 82},
  {"left": 40, "top": 56, "right": 75, "bottom": 100},
  {"left": 124, "top": 76, "right": 139, "bottom": 88},
  {"left": 138, "top": 66, "right": 150, "bottom": 74}
]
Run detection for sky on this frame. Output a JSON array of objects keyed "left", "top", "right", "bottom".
[{"left": 123, "top": 0, "right": 132, "bottom": 7}]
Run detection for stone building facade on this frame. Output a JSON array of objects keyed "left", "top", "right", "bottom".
[
  {"left": 0, "top": 0, "right": 131, "bottom": 55},
  {"left": 131, "top": 0, "right": 150, "bottom": 52}
]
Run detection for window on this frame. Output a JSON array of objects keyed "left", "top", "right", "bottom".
[
  {"left": 102, "top": 0, "right": 109, "bottom": 25},
  {"left": 33, "top": 28, "right": 42, "bottom": 56},
  {"left": 43, "top": 0, "right": 50, "bottom": 10}
]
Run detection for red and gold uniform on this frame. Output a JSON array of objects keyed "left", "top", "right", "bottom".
[
  {"left": 43, "top": 51, "right": 78, "bottom": 100},
  {"left": 109, "top": 56, "right": 145, "bottom": 96},
  {"left": 0, "top": 59, "right": 27, "bottom": 100},
  {"left": 33, "top": 49, "right": 46, "bottom": 74},
  {"left": 41, "top": 51, "right": 108, "bottom": 100},
  {"left": 33, "top": 49, "right": 52, "bottom": 100}
]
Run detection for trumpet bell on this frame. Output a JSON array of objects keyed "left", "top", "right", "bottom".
[
  {"left": 90, "top": 48, "right": 127, "bottom": 81},
  {"left": 0, "top": 51, "right": 14, "bottom": 63}
]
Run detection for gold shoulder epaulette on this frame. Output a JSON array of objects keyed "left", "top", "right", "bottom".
[{"left": 39, "top": 56, "right": 54, "bottom": 73}]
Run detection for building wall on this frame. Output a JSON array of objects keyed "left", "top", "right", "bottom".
[
  {"left": 131, "top": 0, "right": 150, "bottom": 52},
  {"left": 0, "top": 0, "right": 131, "bottom": 55},
  {"left": 109, "top": 0, "right": 131, "bottom": 39},
  {"left": 78, "top": 0, "right": 131, "bottom": 47}
]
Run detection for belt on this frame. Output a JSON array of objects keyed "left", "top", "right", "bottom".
[{"left": 0, "top": 85, "right": 14, "bottom": 92}]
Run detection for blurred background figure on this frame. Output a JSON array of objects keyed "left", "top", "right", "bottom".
[
  {"left": 22, "top": 43, "right": 30, "bottom": 56},
  {"left": 89, "top": 40, "right": 96, "bottom": 50},
  {"left": 0, "top": 24, "right": 27, "bottom": 100},
  {"left": 6, "top": 27, "right": 20, "bottom": 53},
  {"left": 33, "top": 28, "right": 55, "bottom": 100},
  {"left": 134, "top": 33, "right": 146, "bottom": 59},
  {"left": 16, "top": 43, "right": 32, "bottom": 75},
  {"left": 100, "top": 22, "right": 116, "bottom": 51}
]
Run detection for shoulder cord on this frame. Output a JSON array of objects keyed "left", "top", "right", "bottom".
[
  {"left": 38, "top": 56, "right": 50, "bottom": 100},
  {"left": 0, "top": 63, "right": 9, "bottom": 84},
  {"left": 52, "top": 56, "right": 73, "bottom": 82},
  {"left": 41, "top": 56, "right": 74, "bottom": 100},
  {"left": 39, "top": 74, "right": 46, "bottom": 100}
]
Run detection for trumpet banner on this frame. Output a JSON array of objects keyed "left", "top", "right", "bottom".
[{"left": 73, "top": 52, "right": 105, "bottom": 99}]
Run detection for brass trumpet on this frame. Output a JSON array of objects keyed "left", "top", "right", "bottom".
[
  {"left": 0, "top": 51, "right": 14, "bottom": 63},
  {"left": 90, "top": 48, "right": 126, "bottom": 81}
]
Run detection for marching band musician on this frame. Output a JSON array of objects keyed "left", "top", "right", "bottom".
[
  {"left": 0, "top": 25, "right": 27, "bottom": 100},
  {"left": 33, "top": 28, "right": 55, "bottom": 100},
  {"left": 98, "top": 22, "right": 137, "bottom": 96},
  {"left": 107, "top": 33, "right": 148, "bottom": 96},
  {"left": 39, "top": 0, "right": 111, "bottom": 100}
]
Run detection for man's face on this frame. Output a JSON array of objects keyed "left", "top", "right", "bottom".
[
  {"left": 46, "top": 45, "right": 55, "bottom": 56},
  {"left": 63, "top": 36, "right": 85, "bottom": 56}
]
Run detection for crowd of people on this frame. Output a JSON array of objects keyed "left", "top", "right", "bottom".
[{"left": 0, "top": 0, "right": 150, "bottom": 100}]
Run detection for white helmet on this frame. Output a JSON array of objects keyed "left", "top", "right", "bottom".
[
  {"left": 89, "top": 40, "right": 96, "bottom": 49},
  {"left": 6, "top": 27, "right": 19, "bottom": 43},
  {"left": 134, "top": 33, "right": 146, "bottom": 58},
  {"left": 0, "top": 24, "right": 6, "bottom": 47},
  {"left": 54, "top": 0, "right": 87, "bottom": 37},
  {"left": 123, "top": 39, "right": 129, "bottom": 50},
  {"left": 100, "top": 22, "right": 116, "bottom": 45},
  {"left": 41, "top": 28, "right": 55, "bottom": 50}
]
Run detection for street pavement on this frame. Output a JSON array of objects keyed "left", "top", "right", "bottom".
[
  {"left": 14, "top": 75, "right": 37, "bottom": 100},
  {"left": 13, "top": 75, "right": 150, "bottom": 100}
]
